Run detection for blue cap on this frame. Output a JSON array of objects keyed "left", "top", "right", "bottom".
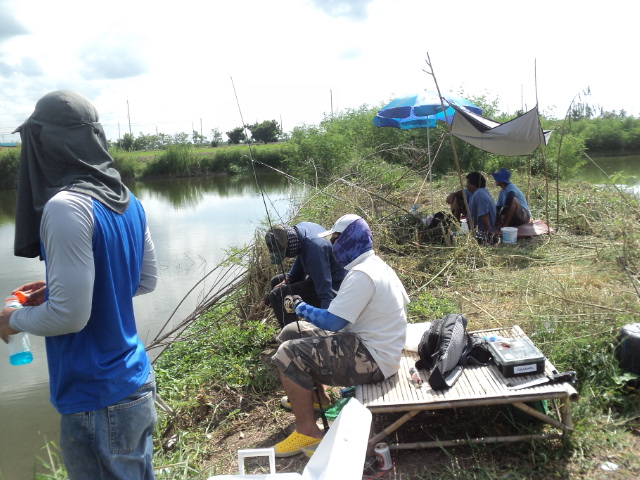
[{"left": 491, "top": 168, "right": 511, "bottom": 184}]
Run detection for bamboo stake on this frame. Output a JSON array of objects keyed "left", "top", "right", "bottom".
[
  {"left": 423, "top": 53, "right": 474, "bottom": 231},
  {"left": 534, "top": 59, "right": 552, "bottom": 238},
  {"left": 390, "top": 433, "right": 563, "bottom": 450}
]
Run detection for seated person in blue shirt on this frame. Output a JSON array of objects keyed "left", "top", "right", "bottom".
[
  {"left": 264, "top": 222, "right": 346, "bottom": 328},
  {"left": 491, "top": 168, "right": 531, "bottom": 228},
  {"left": 466, "top": 172, "right": 496, "bottom": 239}
]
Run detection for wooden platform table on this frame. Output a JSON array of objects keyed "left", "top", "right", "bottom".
[{"left": 356, "top": 325, "right": 579, "bottom": 450}]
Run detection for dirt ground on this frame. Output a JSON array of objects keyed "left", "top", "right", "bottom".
[
  {"left": 184, "top": 339, "right": 640, "bottom": 480},
  {"left": 196, "top": 387, "right": 640, "bottom": 480}
]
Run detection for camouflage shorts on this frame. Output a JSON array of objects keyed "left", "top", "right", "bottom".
[{"left": 271, "top": 321, "right": 384, "bottom": 390}]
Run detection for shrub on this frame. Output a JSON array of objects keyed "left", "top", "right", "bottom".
[
  {"left": 110, "top": 147, "right": 143, "bottom": 180},
  {"left": 0, "top": 148, "right": 20, "bottom": 190},
  {"left": 144, "top": 145, "right": 202, "bottom": 177}
]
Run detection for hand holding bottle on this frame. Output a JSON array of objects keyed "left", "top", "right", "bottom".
[
  {"left": 13, "top": 280, "right": 46, "bottom": 306},
  {"left": 0, "top": 303, "right": 20, "bottom": 343},
  {"left": 3, "top": 292, "right": 34, "bottom": 365}
]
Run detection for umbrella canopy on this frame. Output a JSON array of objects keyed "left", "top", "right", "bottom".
[{"left": 373, "top": 90, "right": 482, "bottom": 130}]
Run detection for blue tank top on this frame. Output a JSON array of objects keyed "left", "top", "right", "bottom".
[{"left": 45, "top": 195, "right": 150, "bottom": 414}]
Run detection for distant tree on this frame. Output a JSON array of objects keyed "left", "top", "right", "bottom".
[
  {"left": 570, "top": 103, "right": 594, "bottom": 121},
  {"left": 248, "top": 120, "right": 281, "bottom": 144},
  {"left": 173, "top": 132, "right": 191, "bottom": 145},
  {"left": 157, "top": 133, "right": 172, "bottom": 149},
  {"left": 210, "top": 128, "right": 223, "bottom": 147},
  {"left": 133, "top": 133, "right": 158, "bottom": 151},
  {"left": 192, "top": 130, "right": 207, "bottom": 147},
  {"left": 226, "top": 127, "right": 246, "bottom": 145},
  {"left": 118, "top": 133, "right": 135, "bottom": 152}
]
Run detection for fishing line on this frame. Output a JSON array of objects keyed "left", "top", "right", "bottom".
[
  {"left": 564, "top": 135, "right": 640, "bottom": 217},
  {"left": 557, "top": 134, "right": 640, "bottom": 299},
  {"left": 230, "top": 77, "right": 295, "bottom": 326},
  {"left": 231, "top": 76, "right": 330, "bottom": 432},
  {"left": 593, "top": 208, "right": 640, "bottom": 301}
]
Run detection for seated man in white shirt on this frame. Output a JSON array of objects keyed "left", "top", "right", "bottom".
[{"left": 270, "top": 214, "right": 409, "bottom": 457}]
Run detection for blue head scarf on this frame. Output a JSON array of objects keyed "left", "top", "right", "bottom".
[{"left": 332, "top": 218, "right": 373, "bottom": 266}]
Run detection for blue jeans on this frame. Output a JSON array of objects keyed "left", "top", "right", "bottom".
[{"left": 60, "top": 370, "right": 157, "bottom": 480}]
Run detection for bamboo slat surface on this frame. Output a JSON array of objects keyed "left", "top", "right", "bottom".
[{"left": 356, "top": 326, "right": 578, "bottom": 413}]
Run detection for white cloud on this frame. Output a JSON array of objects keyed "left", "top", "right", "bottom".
[
  {"left": 78, "top": 34, "right": 150, "bottom": 80},
  {"left": 0, "top": 0, "right": 638, "bottom": 143},
  {"left": 0, "top": 0, "right": 27, "bottom": 42},
  {"left": 307, "top": 0, "right": 373, "bottom": 21}
]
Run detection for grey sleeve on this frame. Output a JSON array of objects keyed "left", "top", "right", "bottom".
[
  {"left": 135, "top": 226, "right": 157, "bottom": 296},
  {"left": 10, "top": 192, "right": 94, "bottom": 336}
]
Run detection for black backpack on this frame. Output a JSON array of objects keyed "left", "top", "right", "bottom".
[{"left": 415, "top": 314, "right": 492, "bottom": 390}]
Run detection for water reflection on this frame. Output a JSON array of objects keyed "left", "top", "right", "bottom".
[
  {"left": 0, "top": 173, "right": 298, "bottom": 480},
  {"left": 130, "top": 171, "right": 286, "bottom": 209}
]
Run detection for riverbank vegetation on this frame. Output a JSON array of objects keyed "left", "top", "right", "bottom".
[
  {"left": 2, "top": 96, "right": 640, "bottom": 191},
  {"left": 24, "top": 100, "right": 640, "bottom": 479}
]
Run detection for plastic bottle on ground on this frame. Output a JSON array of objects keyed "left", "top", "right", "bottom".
[{"left": 408, "top": 367, "right": 423, "bottom": 386}]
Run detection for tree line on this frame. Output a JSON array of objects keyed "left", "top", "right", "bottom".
[
  {"left": 2, "top": 96, "right": 638, "bottom": 189},
  {"left": 109, "top": 120, "right": 282, "bottom": 151}
]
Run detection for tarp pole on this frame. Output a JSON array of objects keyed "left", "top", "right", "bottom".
[
  {"left": 428, "top": 122, "right": 434, "bottom": 210},
  {"left": 534, "top": 59, "right": 551, "bottom": 236},
  {"left": 424, "top": 53, "right": 473, "bottom": 230}
]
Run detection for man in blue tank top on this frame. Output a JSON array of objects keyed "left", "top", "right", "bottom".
[{"left": 0, "top": 91, "right": 158, "bottom": 480}]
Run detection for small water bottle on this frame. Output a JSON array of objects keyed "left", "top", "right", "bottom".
[
  {"left": 5, "top": 293, "right": 33, "bottom": 366},
  {"left": 409, "top": 367, "right": 423, "bottom": 386}
]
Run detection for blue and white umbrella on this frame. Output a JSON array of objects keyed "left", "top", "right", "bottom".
[
  {"left": 373, "top": 90, "right": 482, "bottom": 213},
  {"left": 373, "top": 90, "right": 482, "bottom": 130}
]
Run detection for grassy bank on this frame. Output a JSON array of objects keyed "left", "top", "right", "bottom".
[
  {"left": 86, "top": 161, "right": 640, "bottom": 479},
  {"left": 0, "top": 143, "right": 289, "bottom": 190}
]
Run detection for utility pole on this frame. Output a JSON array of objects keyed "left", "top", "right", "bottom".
[
  {"left": 330, "top": 89, "right": 334, "bottom": 119},
  {"left": 127, "top": 100, "right": 132, "bottom": 135}
]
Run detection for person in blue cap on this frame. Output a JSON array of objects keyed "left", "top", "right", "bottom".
[{"left": 491, "top": 168, "right": 531, "bottom": 228}]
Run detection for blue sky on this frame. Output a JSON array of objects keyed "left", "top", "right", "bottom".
[{"left": 0, "top": 0, "right": 637, "bottom": 143}]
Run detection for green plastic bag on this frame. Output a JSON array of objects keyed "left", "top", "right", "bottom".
[{"left": 324, "top": 397, "right": 350, "bottom": 420}]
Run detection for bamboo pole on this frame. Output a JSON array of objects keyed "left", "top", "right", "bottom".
[
  {"left": 533, "top": 59, "right": 552, "bottom": 237},
  {"left": 423, "top": 53, "right": 474, "bottom": 232},
  {"left": 390, "top": 433, "right": 563, "bottom": 450},
  {"left": 511, "top": 401, "right": 569, "bottom": 431}
]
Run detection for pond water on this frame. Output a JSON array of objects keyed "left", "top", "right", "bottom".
[
  {"left": 575, "top": 154, "right": 640, "bottom": 187},
  {"left": 0, "top": 173, "right": 301, "bottom": 480}
]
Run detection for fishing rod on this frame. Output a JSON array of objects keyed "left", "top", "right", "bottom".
[
  {"left": 230, "top": 77, "right": 330, "bottom": 432},
  {"left": 593, "top": 209, "right": 640, "bottom": 301}
]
